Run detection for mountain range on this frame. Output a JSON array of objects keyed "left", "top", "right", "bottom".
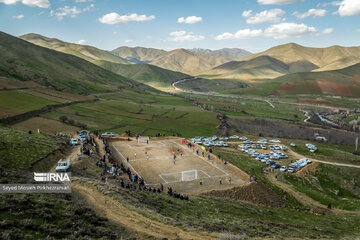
[
  {"left": 6, "top": 32, "right": 360, "bottom": 97},
  {"left": 201, "top": 43, "right": 360, "bottom": 80}
]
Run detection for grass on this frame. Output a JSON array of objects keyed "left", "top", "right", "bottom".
[
  {"left": 176, "top": 78, "right": 248, "bottom": 93},
  {"left": 106, "top": 179, "right": 360, "bottom": 239},
  {"left": 0, "top": 126, "right": 59, "bottom": 170},
  {"left": 211, "top": 147, "right": 303, "bottom": 209},
  {"left": 0, "top": 90, "right": 58, "bottom": 117},
  {"left": 41, "top": 89, "right": 219, "bottom": 137},
  {"left": 283, "top": 138, "right": 360, "bottom": 164},
  {"left": 283, "top": 164, "right": 360, "bottom": 211}
]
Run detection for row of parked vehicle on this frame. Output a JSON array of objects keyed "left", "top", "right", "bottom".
[
  {"left": 306, "top": 143, "right": 318, "bottom": 153},
  {"left": 191, "top": 136, "right": 229, "bottom": 147},
  {"left": 70, "top": 130, "right": 90, "bottom": 145},
  {"left": 289, "top": 158, "right": 312, "bottom": 171}
]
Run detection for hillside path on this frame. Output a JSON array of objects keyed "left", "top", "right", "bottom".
[{"left": 72, "top": 182, "right": 218, "bottom": 240}]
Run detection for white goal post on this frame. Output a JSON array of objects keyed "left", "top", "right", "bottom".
[
  {"left": 181, "top": 170, "right": 198, "bottom": 181},
  {"left": 137, "top": 136, "right": 149, "bottom": 144}
]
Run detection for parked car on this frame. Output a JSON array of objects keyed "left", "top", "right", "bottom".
[
  {"left": 288, "top": 167, "right": 296, "bottom": 173},
  {"left": 290, "top": 142, "right": 296, "bottom": 147},
  {"left": 271, "top": 163, "right": 281, "bottom": 168},
  {"left": 102, "top": 132, "right": 115, "bottom": 137},
  {"left": 280, "top": 166, "right": 287, "bottom": 172},
  {"left": 56, "top": 159, "right": 70, "bottom": 172},
  {"left": 70, "top": 138, "right": 78, "bottom": 145}
]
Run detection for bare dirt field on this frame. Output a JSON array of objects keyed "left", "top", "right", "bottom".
[{"left": 110, "top": 137, "right": 248, "bottom": 194}]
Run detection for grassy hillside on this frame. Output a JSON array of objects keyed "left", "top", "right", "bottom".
[
  {"left": 269, "top": 62, "right": 360, "bottom": 97},
  {"left": 187, "top": 48, "right": 252, "bottom": 60},
  {"left": 21, "top": 33, "right": 188, "bottom": 89},
  {"left": 20, "top": 33, "right": 129, "bottom": 65},
  {"left": 111, "top": 46, "right": 166, "bottom": 63},
  {"left": 0, "top": 32, "right": 136, "bottom": 94},
  {"left": 95, "top": 60, "right": 189, "bottom": 88},
  {"left": 204, "top": 55, "right": 291, "bottom": 79},
  {"left": 150, "top": 48, "right": 230, "bottom": 74},
  {"left": 241, "top": 43, "right": 360, "bottom": 72}
]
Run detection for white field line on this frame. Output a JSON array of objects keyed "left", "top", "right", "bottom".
[
  {"left": 112, "top": 146, "right": 149, "bottom": 185},
  {"left": 170, "top": 140, "right": 229, "bottom": 176},
  {"left": 159, "top": 175, "right": 169, "bottom": 184}
]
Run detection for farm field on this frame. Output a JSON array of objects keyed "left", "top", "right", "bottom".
[{"left": 41, "top": 90, "right": 219, "bottom": 137}]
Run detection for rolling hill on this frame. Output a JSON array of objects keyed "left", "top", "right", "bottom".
[
  {"left": 0, "top": 31, "right": 137, "bottom": 94},
  {"left": 268, "top": 62, "right": 360, "bottom": 97},
  {"left": 149, "top": 48, "right": 230, "bottom": 74},
  {"left": 20, "top": 34, "right": 189, "bottom": 89},
  {"left": 188, "top": 48, "right": 252, "bottom": 60},
  {"left": 202, "top": 56, "right": 292, "bottom": 80},
  {"left": 94, "top": 60, "right": 189, "bottom": 88},
  {"left": 201, "top": 43, "right": 360, "bottom": 80},
  {"left": 111, "top": 47, "right": 236, "bottom": 74},
  {"left": 20, "top": 33, "right": 129, "bottom": 65},
  {"left": 241, "top": 43, "right": 360, "bottom": 72},
  {"left": 111, "top": 46, "right": 167, "bottom": 63}
]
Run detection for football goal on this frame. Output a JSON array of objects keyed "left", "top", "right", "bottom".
[
  {"left": 181, "top": 170, "right": 198, "bottom": 181},
  {"left": 137, "top": 136, "right": 149, "bottom": 144}
]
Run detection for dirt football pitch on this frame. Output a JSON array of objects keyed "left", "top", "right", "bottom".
[{"left": 110, "top": 137, "right": 249, "bottom": 194}]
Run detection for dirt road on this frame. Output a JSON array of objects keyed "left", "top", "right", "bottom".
[
  {"left": 72, "top": 182, "right": 218, "bottom": 240},
  {"left": 288, "top": 148, "right": 360, "bottom": 169}
]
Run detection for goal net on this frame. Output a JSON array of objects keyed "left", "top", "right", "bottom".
[
  {"left": 137, "top": 136, "right": 149, "bottom": 144},
  {"left": 181, "top": 170, "right": 198, "bottom": 181}
]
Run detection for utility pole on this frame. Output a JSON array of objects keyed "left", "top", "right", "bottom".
[{"left": 356, "top": 137, "right": 358, "bottom": 152}]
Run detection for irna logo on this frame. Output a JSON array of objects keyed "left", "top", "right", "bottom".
[{"left": 34, "top": 172, "right": 71, "bottom": 182}]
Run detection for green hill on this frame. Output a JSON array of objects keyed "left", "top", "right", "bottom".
[
  {"left": 111, "top": 46, "right": 167, "bottom": 63},
  {"left": 241, "top": 43, "right": 360, "bottom": 72},
  {"left": 20, "top": 33, "right": 129, "bottom": 65},
  {"left": 0, "top": 31, "right": 136, "bottom": 94},
  {"left": 94, "top": 60, "right": 189, "bottom": 88},
  {"left": 269, "top": 62, "right": 360, "bottom": 97},
  {"left": 21, "top": 34, "right": 189, "bottom": 89},
  {"left": 203, "top": 55, "right": 292, "bottom": 80}
]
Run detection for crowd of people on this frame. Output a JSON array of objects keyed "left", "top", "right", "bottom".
[{"left": 93, "top": 132, "right": 190, "bottom": 201}]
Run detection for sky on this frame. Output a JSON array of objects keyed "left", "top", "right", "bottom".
[{"left": 0, "top": 0, "right": 360, "bottom": 53}]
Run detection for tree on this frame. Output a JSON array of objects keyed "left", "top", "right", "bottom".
[{"left": 59, "top": 115, "right": 68, "bottom": 123}]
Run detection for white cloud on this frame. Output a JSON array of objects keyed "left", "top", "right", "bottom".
[
  {"left": 293, "top": 9, "right": 327, "bottom": 19},
  {"left": 322, "top": 28, "right": 334, "bottom": 34},
  {"left": 338, "top": 0, "right": 360, "bottom": 16},
  {"left": 0, "top": 0, "right": 49, "bottom": 8},
  {"left": 77, "top": 39, "right": 86, "bottom": 44},
  {"left": 51, "top": 4, "right": 94, "bottom": 20},
  {"left": 317, "top": 1, "right": 341, "bottom": 7},
  {"left": 99, "top": 13, "right": 155, "bottom": 24},
  {"left": 12, "top": 14, "right": 24, "bottom": 19},
  {"left": 75, "top": 0, "right": 93, "bottom": 2},
  {"left": 177, "top": 16, "right": 202, "bottom": 24},
  {"left": 215, "top": 29, "right": 263, "bottom": 40},
  {"left": 22, "top": 0, "right": 49, "bottom": 8},
  {"left": 113, "top": 31, "right": 118, "bottom": 35},
  {"left": 264, "top": 22, "right": 317, "bottom": 39},
  {"left": 124, "top": 39, "right": 133, "bottom": 43},
  {"left": 168, "top": 31, "right": 205, "bottom": 42},
  {"left": 0, "top": 0, "right": 18, "bottom": 4},
  {"left": 258, "top": 0, "right": 303, "bottom": 5},
  {"left": 242, "top": 8, "right": 285, "bottom": 24}
]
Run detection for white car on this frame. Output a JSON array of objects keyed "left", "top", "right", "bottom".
[
  {"left": 288, "top": 167, "right": 295, "bottom": 173},
  {"left": 280, "top": 166, "right": 287, "bottom": 172},
  {"left": 229, "top": 135, "right": 239, "bottom": 139},
  {"left": 102, "top": 132, "right": 115, "bottom": 137},
  {"left": 70, "top": 138, "right": 78, "bottom": 145},
  {"left": 290, "top": 142, "right": 296, "bottom": 147},
  {"left": 56, "top": 159, "right": 70, "bottom": 172}
]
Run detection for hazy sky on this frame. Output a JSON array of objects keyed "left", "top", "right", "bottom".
[{"left": 1, "top": 0, "right": 359, "bottom": 53}]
